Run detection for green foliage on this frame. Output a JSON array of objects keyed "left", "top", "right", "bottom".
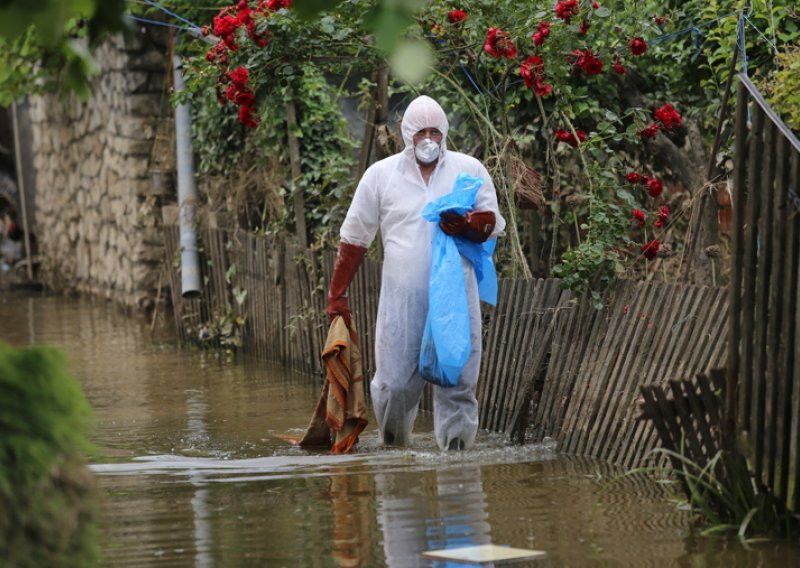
[
  {"left": 759, "top": 44, "right": 800, "bottom": 132},
  {"left": 175, "top": 0, "right": 799, "bottom": 300},
  {"left": 0, "top": 341, "right": 98, "bottom": 566},
  {"left": 0, "top": 0, "right": 126, "bottom": 103},
  {"left": 652, "top": 0, "right": 800, "bottom": 134}
]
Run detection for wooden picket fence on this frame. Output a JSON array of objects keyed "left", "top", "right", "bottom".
[
  {"left": 725, "top": 74, "right": 800, "bottom": 512},
  {"left": 478, "top": 278, "right": 728, "bottom": 468},
  {"left": 163, "top": 217, "right": 730, "bottom": 468}
]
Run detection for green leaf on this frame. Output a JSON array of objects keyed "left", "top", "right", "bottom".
[{"left": 293, "top": 0, "right": 342, "bottom": 19}]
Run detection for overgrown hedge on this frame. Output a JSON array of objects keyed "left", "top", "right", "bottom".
[{"left": 0, "top": 342, "right": 97, "bottom": 567}]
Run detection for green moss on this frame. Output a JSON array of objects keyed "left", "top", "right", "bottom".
[{"left": 0, "top": 341, "right": 98, "bottom": 566}]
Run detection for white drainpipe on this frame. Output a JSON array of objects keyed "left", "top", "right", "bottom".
[{"left": 172, "top": 55, "right": 201, "bottom": 298}]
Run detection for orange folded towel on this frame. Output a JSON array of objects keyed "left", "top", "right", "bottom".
[{"left": 299, "top": 316, "right": 368, "bottom": 453}]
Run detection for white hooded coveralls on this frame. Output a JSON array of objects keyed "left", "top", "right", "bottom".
[{"left": 339, "top": 96, "right": 506, "bottom": 450}]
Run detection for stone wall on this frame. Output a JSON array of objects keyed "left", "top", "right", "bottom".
[{"left": 26, "top": 30, "right": 172, "bottom": 310}]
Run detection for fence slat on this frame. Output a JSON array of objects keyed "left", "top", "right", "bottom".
[
  {"left": 741, "top": 103, "right": 766, "bottom": 432},
  {"left": 753, "top": 119, "right": 777, "bottom": 484}
]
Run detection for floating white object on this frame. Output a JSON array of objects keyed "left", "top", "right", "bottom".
[{"left": 422, "top": 544, "right": 546, "bottom": 563}]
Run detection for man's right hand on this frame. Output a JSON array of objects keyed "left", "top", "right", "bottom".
[
  {"left": 326, "top": 296, "right": 351, "bottom": 328},
  {"left": 326, "top": 241, "right": 368, "bottom": 329}
]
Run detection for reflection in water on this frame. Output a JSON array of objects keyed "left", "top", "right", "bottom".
[
  {"left": 191, "top": 478, "right": 213, "bottom": 568},
  {"left": 328, "top": 472, "right": 374, "bottom": 567},
  {"left": 426, "top": 466, "right": 491, "bottom": 567},
  {"left": 375, "top": 465, "right": 492, "bottom": 568},
  {"left": 3, "top": 293, "right": 800, "bottom": 567}
]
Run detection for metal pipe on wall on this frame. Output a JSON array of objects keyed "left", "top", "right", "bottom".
[
  {"left": 172, "top": 55, "right": 201, "bottom": 298},
  {"left": 10, "top": 102, "right": 34, "bottom": 281}
]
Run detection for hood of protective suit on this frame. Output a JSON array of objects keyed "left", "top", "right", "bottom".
[{"left": 401, "top": 95, "right": 449, "bottom": 162}]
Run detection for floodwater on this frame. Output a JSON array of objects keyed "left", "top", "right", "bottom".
[{"left": 1, "top": 292, "right": 799, "bottom": 567}]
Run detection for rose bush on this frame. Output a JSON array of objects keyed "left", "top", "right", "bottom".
[{"left": 175, "top": 0, "right": 796, "bottom": 304}]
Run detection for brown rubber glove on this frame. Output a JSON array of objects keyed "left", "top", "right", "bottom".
[
  {"left": 326, "top": 241, "right": 368, "bottom": 328},
  {"left": 439, "top": 210, "right": 496, "bottom": 243}
]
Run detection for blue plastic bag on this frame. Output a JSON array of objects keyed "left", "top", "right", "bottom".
[{"left": 419, "top": 173, "right": 499, "bottom": 387}]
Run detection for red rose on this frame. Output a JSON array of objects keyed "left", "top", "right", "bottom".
[
  {"left": 225, "top": 85, "right": 239, "bottom": 101},
  {"left": 654, "top": 103, "right": 681, "bottom": 129},
  {"left": 213, "top": 14, "right": 237, "bottom": 37},
  {"left": 654, "top": 15, "right": 668, "bottom": 26},
  {"left": 205, "top": 50, "right": 216, "bottom": 63},
  {"left": 592, "top": 1, "right": 599, "bottom": 8},
  {"left": 533, "top": 32, "right": 544, "bottom": 46},
  {"left": 637, "top": 123, "right": 660, "bottom": 139},
  {"left": 233, "top": 88, "right": 255, "bottom": 106},
  {"left": 572, "top": 48, "right": 603, "bottom": 75},
  {"left": 654, "top": 219, "right": 664, "bottom": 228},
  {"left": 484, "top": 27, "right": 517, "bottom": 59},
  {"left": 236, "top": 4, "right": 251, "bottom": 26},
  {"left": 628, "top": 36, "right": 648, "bottom": 56},
  {"left": 537, "top": 21, "right": 551, "bottom": 37},
  {"left": 266, "top": 0, "right": 291, "bottom": 10},
  {"left": 520, "top": 55, "right": 543, "bottom": 84},
  {"left": 612, "top": 56, "right": 626, "bottom": 75},
  {"left": 254, "top": 31, "right": 270, "bottom": 47},
  {"left": 633, "top": 209, "right": 646, "bottom": 227},
  {"left": 239, "top": 105, "right": 260, "bottom": 129},
  {"left": 534, "top": 81, "right": 553, "bottom": 97},
  {"left": 626, "top": 172, "right": 639, "bottom": 183},
  {"left": 642, "top": 239, "right": 660, "bottom": 259},
  {"left": 658, "top": 204, "right": 670, "bottom": 221},
  {"left": 520, "top": 56, "right": 552, "bottom": 97},
  {"left": 555, "top": 0, "right": 580, "bottom": 23},
  {"left": 447, "top": 9, "right": 468, "bottom": 23},
  {"left": 579, "top": 20, "right": 590, "bottom": 35},
  {"left": 555, "top": 128, "right": 586, "bottom": 147},
  {"left": 647, "top": 177, "right": 664, "bottom": 198},
  {"left": 229, "top": 66, "right": 249, "bottom": 88}
]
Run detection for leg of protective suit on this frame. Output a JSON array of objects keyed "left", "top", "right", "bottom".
[
  {"left": 371, "top": 371, "right": 426, "bottom": 445},
  {"left": 433, "top": 261, "right": 482, "bottom": 450},
  {"left": 371, "top": 279, "right": 428, "bottom": 446}
]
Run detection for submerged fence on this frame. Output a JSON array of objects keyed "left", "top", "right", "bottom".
[
  {"left": 727, "top": 74, "right": 800, "bottom": 512},
  {"left": 163, "top": 218, "right": 728, "bottom": 468}
]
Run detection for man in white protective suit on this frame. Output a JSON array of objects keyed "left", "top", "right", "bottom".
[{"left": 325, "top": 95, "right": 506, "bottom": 451}]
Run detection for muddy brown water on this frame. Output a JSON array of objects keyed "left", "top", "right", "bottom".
[{"left": 1, "top": 292, "right": 798, "bottom": 566}]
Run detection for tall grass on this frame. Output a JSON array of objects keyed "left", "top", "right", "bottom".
[{"left": 621, "top": 442, "right": 797, "bottom": 541}]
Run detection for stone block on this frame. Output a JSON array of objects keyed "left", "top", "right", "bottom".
[
  {"left": 114, "top": 136, "right": 152, "bottom": 157},
  {"left": 68, "top": 223, "right": 79, "bottom": 244},
  {"left": 110, "top": 198, "right": 128, "bottom": 222},
  {"left": 126, "top": 94, "right": 162, "bottom": 117},
  {"left": 128, "top": 49, "right": 169, "bottom": 72},
  {"left": 115, "top": 116, "right": 155, "bottom": 140}
]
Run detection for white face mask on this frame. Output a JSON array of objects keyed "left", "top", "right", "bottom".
[{"left": 414, "top": 138, "right": 440, "bottom": 164}]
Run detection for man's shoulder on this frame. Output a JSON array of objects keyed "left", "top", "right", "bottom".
[
  {"left": 364, "top": 153, "right": 404, "bottom": 178},
  {"left": 445, "top": 151, "right": 486, "bottom": 171}
]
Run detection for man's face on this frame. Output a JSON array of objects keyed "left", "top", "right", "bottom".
[{"left": 412, "top": 128, "right": 443, "bottom": 146}]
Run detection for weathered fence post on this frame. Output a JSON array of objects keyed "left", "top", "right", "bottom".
[{"left": 286, "top": 98, "right": 308, "bottom": 250}]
